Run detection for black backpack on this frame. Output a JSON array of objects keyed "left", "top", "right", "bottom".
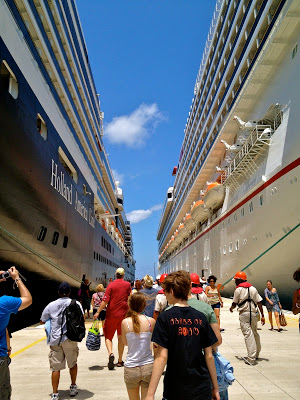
[{"left": 60, "top": 299, "right": 86, "bottom": 342}]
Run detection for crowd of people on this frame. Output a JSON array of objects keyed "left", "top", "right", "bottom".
[{"left": 1, "top": 265, "right": 299, "bottom": 400}]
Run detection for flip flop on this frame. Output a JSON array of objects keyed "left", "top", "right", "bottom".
[
  {"left": 108, "top": 353, "right": 115, "bottom": 370},
  {"left": 117, "top": 361, "right": 124, "bottom": 367}
]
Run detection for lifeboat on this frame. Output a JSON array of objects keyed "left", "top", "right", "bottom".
[
  {"left": 183, "top": 213, "right": 195, "bottom": 232},
  {"left": 191, "top": 200, "right": 210, "bottom": 223},
  {"left": 177, "top": 223, "right": 187, "bottom": 240},
  {"left": 169, "top": 235, "right": 175, "bottom": 250},
  {"left": 203, "top": 182, "right": 225, "bottom": 210},
  {"left": 173, "top": 230, "right": 179, "bottom": 244}
]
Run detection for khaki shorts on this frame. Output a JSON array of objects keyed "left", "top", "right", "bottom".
[
  {"left": 49, "top": 339, "right": 79, "bottom": 371},
  {"left": 124, "top": 363, "right": 153, "bottom": 389}
]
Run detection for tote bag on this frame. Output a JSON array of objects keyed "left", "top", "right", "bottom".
[
  {"left": 279, "top": 312, "right": 287, "bottom": 327},
  {"left": 86, "top": 321, "right": 101, "bottom": 351}
]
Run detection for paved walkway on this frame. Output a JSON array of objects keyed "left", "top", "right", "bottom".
[{"left": 9, "top": 298, "right": 299, "bottom": 400}]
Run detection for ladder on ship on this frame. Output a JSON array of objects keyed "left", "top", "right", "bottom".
[{"left": 220, "top": 124, "right": 274, "bottom": 189}]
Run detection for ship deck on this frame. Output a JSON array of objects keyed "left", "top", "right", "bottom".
[{"left": 9, "top": 298, "right": 299, "bottom": 400}]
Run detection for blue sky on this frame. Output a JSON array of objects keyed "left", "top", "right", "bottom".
[{"left": 76, "top": 0, "right": 216, "bottom": 279}]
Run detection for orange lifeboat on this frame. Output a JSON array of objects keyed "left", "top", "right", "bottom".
[
  {"left": 169, "top": 235, "right": 175, "bottom": 250},
  {"left": 203, "top": 182, "right": 225, "bottom": 210},
  {"left": 183, "top": 213, "right": 195, "bottom": 231},
  {"left": 191, "top": 200, "right": 210, "bottom": 223},
  {"left": 177, "top": 223, "right": 188, "bottom": 240}
]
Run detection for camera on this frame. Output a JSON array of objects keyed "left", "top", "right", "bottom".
[{"left": 0, "top": 271, "right": 11, "bottom": 279}]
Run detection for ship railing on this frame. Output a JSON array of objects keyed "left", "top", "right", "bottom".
[
  {"left": 194, "top": 0, "right": 225, "bottom": 95},
  {"left": 220, "top": 124, "right": 274, "bottom": 189}
]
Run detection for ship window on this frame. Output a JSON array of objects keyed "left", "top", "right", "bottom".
[
  {"left": 52, "top": 231, "right": 59, "bottom": 245},
  {"left": 235, "top": 240, "right": 239, "bottom": 250},
  {"left": 229, "top": 242, "right": 233, "bottom": 253},
  {"left": 223, "top": 245, "right": 226, "bottom": 255},
  {"left": 228, "top": 217, "right": 231, "bottom": 226},
  {"left": 249, "top": 201, "right": 253, "bottom": 213},
  {"left": 58, "top": 146, "right": 78, "bottom": 183},
  {"left": 259, "top": 195, "right": 264, "bottom": 206},
  {"left": 0, "top": 60, "right": 18, "bottom": 99},
  {"left": 37, "top": 226, "right": 47, "bottom": 241},
  {"left": 63, "top": 236, "right": 68, "bottom": 248},
  {"left": 241, "top": 208, "right": 245, "bottom": 217},
  {"left": 234, "top": 213, "right": 237, "bottom": 222},
  {"left": 37, "top": 114, "right": 47, "bottom": 140}
]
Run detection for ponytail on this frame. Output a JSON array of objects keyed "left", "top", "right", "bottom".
[{"left": 126, "top": 309, "right": 141, "bottom": 334}]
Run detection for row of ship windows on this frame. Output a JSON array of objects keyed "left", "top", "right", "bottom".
[
  {"left": 37, "top": 226, "right": 68, "bottom": 248},
  {"left": 93, "top": 251, "right": 118, "bottom": 268},
  {"left": 0, "top": 58, "right": 103, "bottom": 167},
  {"left": 101, "top": 236, "right": 114, "bottom": 255},
  {"left": 177, "top": 1, "right": 286, "bottom": 195}
]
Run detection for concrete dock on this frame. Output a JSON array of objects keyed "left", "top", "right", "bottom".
[{"left": 9, "top": 299, "right": 299, "bottom": 400}]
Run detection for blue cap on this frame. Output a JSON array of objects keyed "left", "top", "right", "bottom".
[{"left": 58, "top": 281, "right": 71, "bottom": 294}]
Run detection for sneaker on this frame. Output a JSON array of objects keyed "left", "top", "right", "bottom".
[
  {"left": 51, "top": 394, "right": 59, "bottom": 400},
  {"left": 70, "top": 385, "right": 78, "bottom": 397},
  {"left": 108, "top": 353, "right": 115, "bottom": 370},
  {"left": 244, "top": 357, "right": 256, "bottom": 366}
]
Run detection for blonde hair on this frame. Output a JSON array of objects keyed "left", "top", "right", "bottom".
[
  {"left": 126, "top": 293, "right": 146, "bottom": 334},
  {"left": 96, "top": 284, "right": 104, "bottom": 292}
]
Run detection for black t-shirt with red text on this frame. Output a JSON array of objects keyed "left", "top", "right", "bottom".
[{"left": 152, "top": 306, "right": 217, "bottom": 400}]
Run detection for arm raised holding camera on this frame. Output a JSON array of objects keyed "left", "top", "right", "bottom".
[{"left": 1, "top": 267, "right": 32, "bottom": 310}]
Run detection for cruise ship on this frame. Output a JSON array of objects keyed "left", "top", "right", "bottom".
[
  {"left": 0, "top": 0, "right": 135, "bottom": 327},
  {"left": 157, "top": 0, "right": 300, "bottom": 308}
]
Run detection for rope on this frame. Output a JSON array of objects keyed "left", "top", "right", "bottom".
[
  {"left": 219, "top": 221, "right": 300, "bottom": 290},
  {"left": 0, "top": 225, "right": 81, "bottom": 283}
]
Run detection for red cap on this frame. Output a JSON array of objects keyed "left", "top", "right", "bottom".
[
  {"left": 234, "top": 271, "right": 247, "bottom": 280},
  {"left": 160, "top": 273, "right": 168, "bottom": 284},
  {"left": 190, "top": 273, "right": 200, "bottom": 285}
]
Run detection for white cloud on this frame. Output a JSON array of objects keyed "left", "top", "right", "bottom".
[
  {"left": 127, "top": 204, "right": 163, "bottom": 224},
  {"left": 105, "top": 103, "right": 163, "bottom": 147},
  {"left": 112, "top": 169, "right": 124, "bottom": 186}
]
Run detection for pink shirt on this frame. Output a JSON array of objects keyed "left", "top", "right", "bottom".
[
  {"left": 103, "top": 279, "right": 131, "bottom": 318},
  {"left": 92, "top": 292, "right": 105, "bottom": 308}
]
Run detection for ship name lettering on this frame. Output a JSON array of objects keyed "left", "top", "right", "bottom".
[
  {"left": 51, "top": 160, "right": 72, "bottom": 204},
  {"left": 75, "top": 192, "right": 88, "bottom": 221}
]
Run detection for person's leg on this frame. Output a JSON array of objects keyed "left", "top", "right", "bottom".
[
  {"left": 0, "top": 357, "right": 12, "bottom": 400},
  {"left": 274, "top": 311, "right": 281, "bottom": 330},
  {"left": 239, "top": 313, "right": 257, "bottom": 362},
  {"left": 118, "top": 335, "right": 125, "bottom": 363},
  {"left": 141, "top": 386, "right": 149, "bottom": 400},
  {"left": 126, "top": 387, "right": 140, "bottom": 400},
  {"left": 251, "top": 315, "right": 261, "bottom": 359},
  {"left": 214, "top": 307, "right": 220, "bottom": 328},
  {"left": 69, "top": 363, "right": 77, "bottom": 385},
  {"left": 105, "top": 338, "right": 113, "bottom": 356},
  {"left": 52, "top": 371, "right": 60, "bottom": 393},
  {"left": 268, "top": 311, "right": 273, "bottom": 329}
]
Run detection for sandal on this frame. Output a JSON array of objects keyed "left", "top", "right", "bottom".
[{"left": 117, "top": 361, "right": 124, "bottom": 367}]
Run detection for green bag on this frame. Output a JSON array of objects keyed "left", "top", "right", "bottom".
[{"left": 86, "top": 321, "right": 101, "bottom": 351}]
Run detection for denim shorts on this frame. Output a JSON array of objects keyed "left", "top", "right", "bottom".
[{"left": 211, "top": 302, "right": 221, "bottom": 309}]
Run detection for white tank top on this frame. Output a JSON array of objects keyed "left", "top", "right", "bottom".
[{"left": 124, "top": 315, "right": 154, "bottom": 368}]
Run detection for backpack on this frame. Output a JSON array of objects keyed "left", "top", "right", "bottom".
[{"left": 60, "top": 299, "right": 86, "bottom": 343}]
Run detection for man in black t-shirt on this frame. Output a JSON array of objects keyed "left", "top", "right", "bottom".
[{"left": 145, "top": 271, "right": 220, "bottom": 400}]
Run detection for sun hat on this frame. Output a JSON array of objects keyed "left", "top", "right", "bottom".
[{"left": 143, "top": 274, "right": 153, "bottom": 287}]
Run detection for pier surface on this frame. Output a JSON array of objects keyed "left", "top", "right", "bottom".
[{"left": 9, "top": 299, "right": 299, "bottom": 400}]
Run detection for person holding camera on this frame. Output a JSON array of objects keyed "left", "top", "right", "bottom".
[{"left": 0, "top": 266, "right": 32, "bottom": 399}]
